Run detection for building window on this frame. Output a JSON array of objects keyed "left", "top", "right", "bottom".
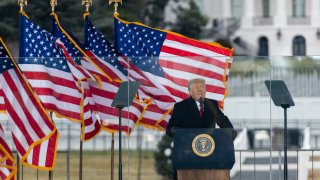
[
  {"left": 292, "top": 36, "right": 306, "bottom": 56},
  {"left": 231, "top": 0, "right": 242, "bottom": 18},
  {"left": 262, "top": 0, "right": 270, "bottom": 17},
  {"left": 258, "top": 37, "right": 269, "bottom": 56},
  {"left": 292, "top": 0, "right": 305, "bottom": 17}
]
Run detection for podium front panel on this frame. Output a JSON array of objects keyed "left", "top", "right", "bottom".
[{"left": 172, "top": 128, "right": 235, "bottom": 169}]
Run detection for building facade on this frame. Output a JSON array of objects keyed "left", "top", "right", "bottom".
[{"left": 165, "top": 0, "right": 320, "bottom": 56}]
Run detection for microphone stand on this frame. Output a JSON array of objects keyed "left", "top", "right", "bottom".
[
  {"left": 199, "top": 97, "right": 204, "bottom": 125},
  {"left": 199, "top": 97, "right": 204, "bottom": 114}
]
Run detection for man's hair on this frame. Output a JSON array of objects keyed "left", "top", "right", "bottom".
[{"left": 188, "top": 78, "right": 206, "bottom": 91}]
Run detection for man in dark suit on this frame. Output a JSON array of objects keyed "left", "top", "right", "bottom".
[
  {"left": 166, "top": 78, "right": 234, "bottom": 137},
  {"left": 166, "top": 78, "right": 235, "bottom": 179}
]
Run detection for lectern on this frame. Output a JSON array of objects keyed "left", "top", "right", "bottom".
[
  {"left": 265, "top": 80, "right": 295, "bottom": 180},
  {"left": 172, "top": 128, "right": 235, "bottom": 180},
  {"left": 111, "top": 81, "right": 140, "bottom": 180}
]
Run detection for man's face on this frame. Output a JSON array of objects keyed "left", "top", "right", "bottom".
[{"left": 189, "top": 81, "right": 206, "bottom": 102}]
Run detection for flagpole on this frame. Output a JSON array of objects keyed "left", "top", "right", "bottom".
[
  {"left": 47, "top": 2, "right": 62, "bottom": 180},
  {"left": 49, "top": 2, "right": 57, "bottom": 178},
  {"left": 108, "top": 1, "right": 123, "bottom": 179},
  {"left": 67, "top": 123, "right": 71, "bottom": 180},
  {"left": 16, "top": 153, "right": 20, "bottom": 180},
  {"left": 79, "top": 2, "right": 93, "bottom": 180},
  {"left": 82, "top": 0, "right": 92, "bottom": 13},
  {"left": 82, "top": 1, "right": 116, "bottom": 180},
  {"left": 18, "top": 0, "right": 27, "bottom": 12},
  {"left": 21, "top": 164, "right": 24, "bottom": 180},
  {"left": 49, "top": 112, "right": 54, "bottom": 180},
  {"left": 50, "top": 0, "right": 57, "bottom": 13},
  {"left": 108, "top": 0, "right": 123, "bottom": 15},
  {"left": 18, "top": 2, "right": 40, "bottom": 179},
  {"left": 111, "top": 133, "right": 115, "bottom": 180},
  {"left": 49, "top": 1, "right": 84, "bottom": 179},
  {"left": 79, "top": 123, "right": 83, "bottom": 180},
  {"left": 18, "top": 2, "right": 57, "bottom": 177},
  {"left": 14, "top": 4, "right": 23, "bottom": 178}
]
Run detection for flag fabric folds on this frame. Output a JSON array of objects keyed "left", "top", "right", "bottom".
[
  {"left": 0, "top": 36, "right": 59, "bottom": 170},
  {"left": 0, "top": 124, "right": 16, "bottom": 180},
  {"left": 84, "top": 15, "right": 128, "bottom": 82},
  {"left": 83, "top": 14, "right": 148, "bottom": 134},
  {"left": 0, "top": 88, "right": 5, "bottom": 112},
  {"left": 50, "top": 13, "right": 101, "bottom": 141},
  {"left": 85, "top": 15, "right": 174, "bottom": 130},
  {"left": 117, "top": 59, "right": 175, "bottom": 130},
  {"left": 18, "top": 12, "right": 83, "bottom": 123},
  {"left": 114, "top": 15, "right": 233, "bottom": 128}
]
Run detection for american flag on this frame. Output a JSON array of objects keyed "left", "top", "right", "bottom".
[
  {"left": 84, "top": 17, "right": 127, "bottom": 82},
  {"left": 114, "top": 15, "right": 233, "bottom": 128},
  {"left": 82, "top": 17, "right": 174, "bottom": 128},
  {"left": 0, "top": 87, "right": 5, "bottom": 112},
  {"left": 115, "top": 57, "right": 175, "bottom": 129},
  {"left": 116, "top": 57, "right": 175, "bottom": 129},
  {"left": 18, "top": 13, "right": 83, "bottom": 122},
  {"left": 84, "top": 15, "right": 148, "bottom": 133},
  {"left": 0, "top": 124, "right": 16, "bottom": 180},
  {"left": 86, "top": 16, "right": 175, "bottom": 130},
  {"left": 0, "top": 35, "right": 58, "bottom": 170},
  {"left": 51, "top": 13, "right": 101, "bottom": 141}
]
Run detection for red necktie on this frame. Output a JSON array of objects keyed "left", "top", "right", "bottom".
[{"left": 199, "top": 105, "right": 203, "bottom": 119}]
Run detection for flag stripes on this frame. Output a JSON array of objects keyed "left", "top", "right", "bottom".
[
  {"left": 84, "top": 15, "right": 149, "bottom": 133},
  {"left": 89, "top": 77, "right": 146, "bottom": 134},
  {"left": 51, "top": 14, "right": 102, "bottom": 141},
  {"left": 1, "top": 68, "right": 58, "bottom": 169},
  {"left": 84, "top": 50, "right": 127, "bottom": 81},
  {"left": 1, "top": 34, "right": 59, "bottom": 170},
  {"left": 118, "top": 57, "right": 176, "bottom": 129},
  {"left": 19, "top": 65, "right": 82, "bottom": 121},
  {"left": 115, "top": 16, "right": 233, "bottom": 110},
  {"left": 19, "top": 13, "right": 83, "bottom": 122},
  {"left": 0, "top": 89, "right": 5, "bottom": 112},
  {"left": 0, "top": 124, "right": 16, "bottom": 180}
]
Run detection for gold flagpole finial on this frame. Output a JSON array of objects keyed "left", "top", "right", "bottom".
[
  {"left": 108, "top": 0, "right": 122, "bottom": 15},
  {"left": 18, "top": 0, "right": 27, "bottom": 12},
  {"left": 82, "top": 0, "right": 92, "bottom": 13},
  {"left": 50, "top": 0, "right": 57, "bottom": 12}
]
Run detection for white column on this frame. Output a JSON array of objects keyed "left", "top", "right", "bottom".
[
  {"left": 274, "top": 0, "right": 287, "bottom": 27},
  {"left": 222, "top": 0, "right": 231, "bottom": 18},
  {"left": 241, "top": 0, "right": 254, "bottom": 28},
  {"left": 311, "top": 0, "right": 320, "bottom": 26},
  {"left": 203, "top": 0, "right": 221, "bottom": 29}
]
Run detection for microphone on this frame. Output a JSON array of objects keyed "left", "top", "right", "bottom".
[
  {"left": 199, "top": 97, "right": 204, "bottom": 113},
  {"left": 199, "top": 97, "right": 204, "bottom": 106}
]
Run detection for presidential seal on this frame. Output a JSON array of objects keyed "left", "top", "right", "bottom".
[{"left": 192, "top": 134, "right": 215, "bottom": 157}]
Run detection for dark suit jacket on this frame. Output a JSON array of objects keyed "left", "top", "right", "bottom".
[{"left": 166, "top": 97, "right": 234, "bottom": 137}]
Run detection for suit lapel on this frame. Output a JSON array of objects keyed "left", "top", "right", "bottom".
[
  {"left": 187, "top": 97, "right": 201, "bottom": 122},
  {"left": 203, "top": 99, "right": 216, "bottom": 127}
]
